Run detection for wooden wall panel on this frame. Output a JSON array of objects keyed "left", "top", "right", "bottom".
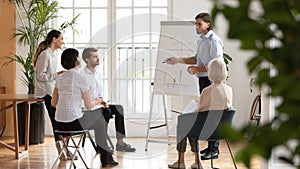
[{"left": 0, "top": 1, "right": 16, "bottom": 136}]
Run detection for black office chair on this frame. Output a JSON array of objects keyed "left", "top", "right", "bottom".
[{"left": 177, "top": 109, "right": 237, "bottom": 169}]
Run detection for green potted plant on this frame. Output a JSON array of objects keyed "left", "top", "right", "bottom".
[
  {"left": 1, "top": 0, "right": 79, "bottom": 145},
  {"left": 2, "top": 0, "right": 79, "bottom": 94},
  {"left": 211, "top": 0, "right": 300, "bottom": 168}
]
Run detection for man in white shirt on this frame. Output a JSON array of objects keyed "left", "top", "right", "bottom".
[{"left": 80, "top": 47, "right": 136, "bottom": 152}]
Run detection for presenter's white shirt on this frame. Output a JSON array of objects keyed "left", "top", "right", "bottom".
[{"left": 196, "top": 30, "right": 224, "bottom": 77}]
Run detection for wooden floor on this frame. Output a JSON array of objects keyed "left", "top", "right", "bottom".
[{"left": 0, "top": 136, "right": 260, "bottom": 169}]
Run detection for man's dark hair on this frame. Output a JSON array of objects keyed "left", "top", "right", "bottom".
[
  {"left": 82, "top": 47, "right": 98, "bottom": 63},
  {"left": 61, "top": 48, "right": 79, "bottom": 69},
  {"left": 195, "top": 12, "right": 213, "bottom": 30}
]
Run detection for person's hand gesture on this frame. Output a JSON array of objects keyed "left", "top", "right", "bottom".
[
  {"left": 94, "top": 98, "right": 108, "bottom": 108},
  {"left": 164, "top": 57, "right": 181, "bottom": 65},
  {"left": 57, "top": 70, "right": 66, "bottom": 75},
  {"left": 187, "top": 66, "right": 198, "bottom": 75},
  {"left": 101, "top": 101, "right": 108, "bottom": 108}
]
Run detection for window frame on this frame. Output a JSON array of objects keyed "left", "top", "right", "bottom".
[{"left": 53, "top": 0, "right": 173, "bottom": 119}]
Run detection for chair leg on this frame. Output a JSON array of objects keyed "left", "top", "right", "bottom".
[
  {"left": 86, "top": 131, "right": 98, "bottom": 152},
  {"left": 66, "top": 137, "right": 70, "bottom": 146},
  {"left": 51, "top": 135, "right": 67, "bottom": 169},
  {"left": 210, "top": 143, "right": 219, "bottom": 169},
  {"left": 53, "top": 134, "right": 89, "bottom": 169},
  {"left": 210, "top": 145, "right": 213, "bottom": 169},
  {"left": 196, "top": 141, "right": 201, "bottom": 169},
  {"left": 66, "top": 137, "right": 76, "bottom": 169},
  {"left": 225, "top": 139, "right": 238, "bottom": 169},
  {"left": 82, "top": 133, "right": 86, "bottom": 147},
  {"left": 60, "top": 136, "right": 77, "bottom": 169},
  {"left": 69, "top": 135, "right": 89, "bottom": 169}
]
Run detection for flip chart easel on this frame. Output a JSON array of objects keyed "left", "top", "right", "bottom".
[
  {"left": 145, "top": 21, "right": 199, "bottom": 151},
  {"left": 145, "top": 89, "right": 171, "bottom": 151}
]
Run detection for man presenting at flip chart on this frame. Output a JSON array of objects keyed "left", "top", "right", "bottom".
[{"left": 165, "top": 12, "right": 224, "bottom": 161}]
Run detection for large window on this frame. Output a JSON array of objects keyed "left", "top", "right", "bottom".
[{"left": 55, "top": 0, "right": 172, "bottom": 119}]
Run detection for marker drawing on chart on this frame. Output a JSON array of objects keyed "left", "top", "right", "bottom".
[
  {"left": 163, "top": 70, "right": 190, "bottom": 88},
  {"left": 154, "top": 21, "right": 199, "bottom": 96}
]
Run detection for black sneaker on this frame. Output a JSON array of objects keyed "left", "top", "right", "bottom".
[
  {"left": 200, "top": 147, "right": 208, "bottom": 154},
  {"left": 201, "top": 151, "right": 219, "bottom": 160},
  {"left": 102, "top": 154, "right": 118, "bottom": 167},
  {"left": 116, "top": 143, "right": 136, "bottom": 152},
  {"left": 108, "top": 154, "right": 119, "bottom": 166},
  {"left": 100, "top": 148, "right": 118, "bottom": 167}
]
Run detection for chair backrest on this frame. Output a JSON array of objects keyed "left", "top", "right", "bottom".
[{"left": 177, "top": 109, "right": 236, "bottom": 142}]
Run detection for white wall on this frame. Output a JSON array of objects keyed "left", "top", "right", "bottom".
[{"left": 173, "top": 0, "right": 212, "bottom": 20}]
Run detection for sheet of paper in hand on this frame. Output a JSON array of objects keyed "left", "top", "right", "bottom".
[
  {"left": 82, "top": 104, "right": 104, "bottom": 111},
  {"left": 182, "top": 99, "right": 198, "bottom": 114}
]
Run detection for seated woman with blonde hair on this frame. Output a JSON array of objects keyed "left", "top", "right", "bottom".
[
  {"left": 197, "top": 58, "right": 233, "bottom": 112},
  {"left": 168, "top": 58, "right": 233, "bottom": 169}
]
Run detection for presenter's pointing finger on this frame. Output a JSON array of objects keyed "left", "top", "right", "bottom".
[{"left": 164, "top": 57, "right": 178, "bottom": 65}]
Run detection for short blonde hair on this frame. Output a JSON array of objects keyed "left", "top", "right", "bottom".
[{"left": 207, "top": 58, "right": 227, "bottom": 82}]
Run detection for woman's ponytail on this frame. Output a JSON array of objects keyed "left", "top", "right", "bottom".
[
  {"left": 33, "top": 41, "right": 48, "bottom": 67},
  {"left": 32, "top": 29, "right": 61, "bottom": 67}
]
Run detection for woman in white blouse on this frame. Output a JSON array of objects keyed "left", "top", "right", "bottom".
[
  {"left": 169, "top": 58, "right": 233, "bottom": 169},
  {"left": 33, "top": 30, "right": 66, "bottom": 158},
  {"left": 51, "top": 48, "right": 118, "bottom": 167}
]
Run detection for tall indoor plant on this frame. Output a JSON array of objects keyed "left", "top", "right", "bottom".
[
  {"left": 211, "top": 0, "right": 300, "bottom": 168},
  {"left": 2, "top": 0, "right": 78, "bottom": 94}
]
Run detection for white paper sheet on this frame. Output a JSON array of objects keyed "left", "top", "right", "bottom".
[
  {"left": 182, "top": 99, "right": 198, "bottom": 114},
  {"left": 82, "top": 104, "right": 104, "bottom": 111}
]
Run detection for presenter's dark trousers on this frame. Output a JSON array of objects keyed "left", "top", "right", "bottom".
[
  {"left": 102, "top": 104, "right": 126, "bottom": 139},
  {"left": 198, "top": 76, "right": 219, "bottom": 153}
]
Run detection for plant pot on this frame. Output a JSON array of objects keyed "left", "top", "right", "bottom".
[{"left": 17, "top": 101, "right": 45, "bottom": 145}]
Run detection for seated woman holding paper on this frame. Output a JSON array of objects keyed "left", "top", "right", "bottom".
[
  {"left": 168, "top": 58, "right": 233, "bottom": 169},
  {"left": 51, "top": 48, "right": 118, "bottom": 167}
]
